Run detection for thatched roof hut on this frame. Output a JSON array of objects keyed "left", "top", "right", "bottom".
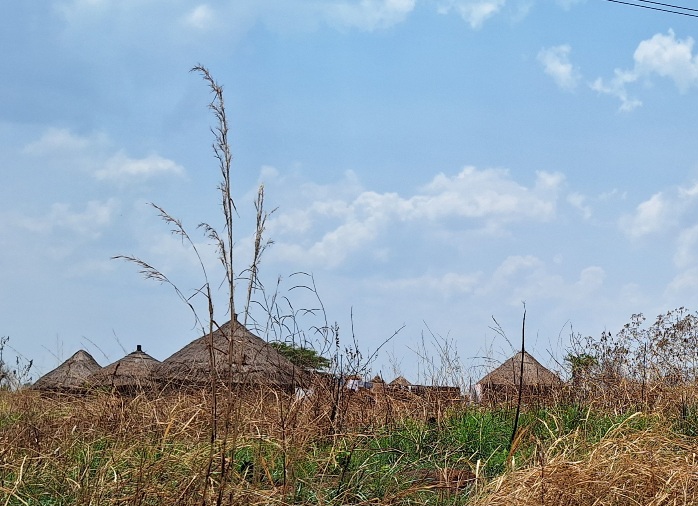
[
  {"left": 474, "top": 351, "right": 561, "bottom": 404},
  {"left": 88, "top": 345, "right": 160, "bottom": 392},
  {"left": 32, "top": 350, "right": 101, "bottom": 392},
  {"left": 156, "top": 318, "right": 302, "bottom": 390},
  {"left": 389, "top": 376, "right": 412, "bottom": 387}
]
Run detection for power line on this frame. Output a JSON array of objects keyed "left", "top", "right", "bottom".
[
  {"left": 638, "top": 0, "right": 698, "bottom": 13},
  {"left": 604, "top": 0, "right": 698, "bottom": 18}
]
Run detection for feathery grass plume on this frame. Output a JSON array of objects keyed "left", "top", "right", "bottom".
[
  {"left": 241, "top": 184, "right": 275, "bottom": 328},
  {"left": 191, "top": 64, "right": 236, "bottom": 323},
  {"left": 112, "top": 65, "right": 243, "bottom": 502},
  {"left": 190, "top": 64, "right": 242, "bottom": 505}
]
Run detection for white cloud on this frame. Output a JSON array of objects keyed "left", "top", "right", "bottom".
[
  {"left": 619, "top": 192, "right": 669, "bottom": 238},
  {"left": 372, "top": 260, "right": 606, "bottom": 316},
  {"left": 576, "top": 266, "right": 605, "bottom": 292},
  {"left": 665, "top": 267, "right": 698, "bottom": 299},
  {"left": 618, "top": 184, "right": 698, "bottom": 302},
  {"left": 538, "top": 45, "right": 580, "bottom": 90},
  {"left": 634, "top": 30, "right": 698, "bottom": 92},
  {"left": 619, "top": 182, "right": 698, "bottom": 239},
  {"left": 265, "top": 166, "right": 563, "bottom": 269},
  {"left": 481, "top": 255, "right": 606, "bottom": 305},
  {"left": 590, "top": 70, "right": 642, "bottom": 112},
  {"left": 679, "top": 182, "right": 698, "bottom": 198},
  {"left": 51, "top": 0, "right": 595, "bottom": 44},
  {"left": 53, "top": 0, "right": 563, "bottom": 38},
  {"left": 437, "top": 0, "right": 506, "bottom": 28},
  {"left": 271, "top": 192, "right": 394, "bottom": 269},
  {"left": 259, "top": 165, "right": 280, "bottom": 182},
  {"left": 555, "top": 0, "right": 584, "bottom": 9},
  {"left": 22, "top": 127, "right": 108, "bottom": 156},
  {"left": 599, "top": 188, "right": 627, "bottom": 201},
  {"left": 491, "top": 254, "right": 544, "bottom": 283},
  {"left": 674, "top": 225, "right": 698, "bottom": 268},
  {"left": 592, "top": 30, "right": 698, "bottom": 111},
  {"left": 325, "top": 0, "right": 416, "bottom": 31},
  {"left": 15, "top": 199, "right": 119, "bottom": 238},
  {"left": 23, "top": 128, "right": 184, "bottom": 184},
  {"left": 57, "top": 0, "right": 417, "bottom": 36},
  {"left": 567, "top": 192, "right": 592, "bottom": 219},
  {"left": 415, "top": 167, "right": 561, "bottom": 222},
  {"left": 286, "top": 216, "right": 386, "bottom": 268},
  {"left": 377, "top": 271, "right": 483, "bottom": 296},
  {"left": 95, "top": 152, "right": 185, "bottom": 182},
  {"left": 535, "top": 170, "right": 565, "bottom": 190},
  {"left": 183, "top": 4, "right": 215, "bottom": 30},
  {"left": 55, "top": 0, "right": 110, "bottom": 20},
  {"left": 357, "top": 257, "right": 609, "bottom": 333}
]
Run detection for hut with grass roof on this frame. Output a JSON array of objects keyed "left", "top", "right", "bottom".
[
  {"left": 32, "top": 349, "right": 101, "bottom": 393},
  {"left": 88, "top": 345, "right": 160, "bottom": 393},
  {"left": 389, "top": 376, "right": 412, "bottom": 389},
  {"left": 156, "top": 317, "right": 302, "bottom": 391},
  {"left": 370, "top": 374, "right": 385, "bottom": 393},
  {"left": 473, "top": 351, "right": 561, "bottom": 405}
]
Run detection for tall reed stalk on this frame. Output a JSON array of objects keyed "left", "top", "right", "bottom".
[{"left": 115, "top": 65, "right": 254, "bottom": 503}]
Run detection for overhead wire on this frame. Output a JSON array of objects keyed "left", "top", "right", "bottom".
[
  {"left": 604, "top": 0, "right": 698, "bottom": 18},
  {"left": 637, "top": 0, "right": 698, "bottom": 12}
]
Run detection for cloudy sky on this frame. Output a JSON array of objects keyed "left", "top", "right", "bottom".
[{"left": 4, "top": 0, "right": 698, "bottom": 383}]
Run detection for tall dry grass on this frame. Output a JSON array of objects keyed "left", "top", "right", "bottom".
[
  {"left": 8, "top": 377, "right": 698, "bottom": 505},
  {"left": 471, "top": 412, "right": 698, "bottom": 506},
  {"left": 0, "top": 385, "right": 466, "bottom": 505}
]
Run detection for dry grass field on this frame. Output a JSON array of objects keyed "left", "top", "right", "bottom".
[{"left": 3, "top": 382, "right": 698, "bottom": 506}]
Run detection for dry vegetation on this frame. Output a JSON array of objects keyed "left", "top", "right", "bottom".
[
  {"left": 473, "top": 415, "right": 698, "bottom": 506},
  {"left": 0, "top": 385, "right": 463, "bottom": 505},
  {"left": 4, "top": 383, "right": 698, "bottom": 505}
]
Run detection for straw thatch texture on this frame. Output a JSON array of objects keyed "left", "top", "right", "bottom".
[
  {"left": 156, "top": 319, "right": 301, "bottom": 390},
  {"left": 475, "top": 351, "right": 561, "bottom": 404},
  {"left": 88, "top": 346, "right": 160, "bottom": 392},
  {"left": 32, "top": 350, "right": 101, "bottom": 392},
  {"left": 389, "top": 376, "right": 412, "bottom": 387}
]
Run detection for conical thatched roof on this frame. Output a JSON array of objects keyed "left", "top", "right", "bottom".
[
  {"left": 88, "top": 345, "right": 160, "bottom": 391},
  {"left": 389, "top": 375, "right": 411, "bottom": 387},
  {"left": 32, "top": 350, "right": 101, "bottom": 392},
  {"left": 477, "top": 351, "right": 560, "bottom": 387},
  {"left": 156, "top": 318, "right": 301, "bottom": 389}
]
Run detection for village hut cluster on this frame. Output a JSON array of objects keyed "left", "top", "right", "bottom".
[
  {"left": 338, "top": 374, "right": 462, "bottom": 402},
  {"left": 31, "top": 317, "right": 300, "bottom": 395},
  {"left": 31, "top": 317, "right": 563, "bottom": 405}
]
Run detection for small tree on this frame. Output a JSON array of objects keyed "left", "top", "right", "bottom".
[
  {"left": 565, "top": 352, "right": 597, "bottom": 380},
  {"left": 270, "top": 341, "right": 331, "bottom": 371}
]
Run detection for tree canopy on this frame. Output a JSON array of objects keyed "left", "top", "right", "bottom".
[{"left": 269, "top": 342, "right": 331, "bottom": 371}]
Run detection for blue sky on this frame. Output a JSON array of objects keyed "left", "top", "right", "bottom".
[{"left": 3, "top": 0, "right": 698, "bottom": 385}]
